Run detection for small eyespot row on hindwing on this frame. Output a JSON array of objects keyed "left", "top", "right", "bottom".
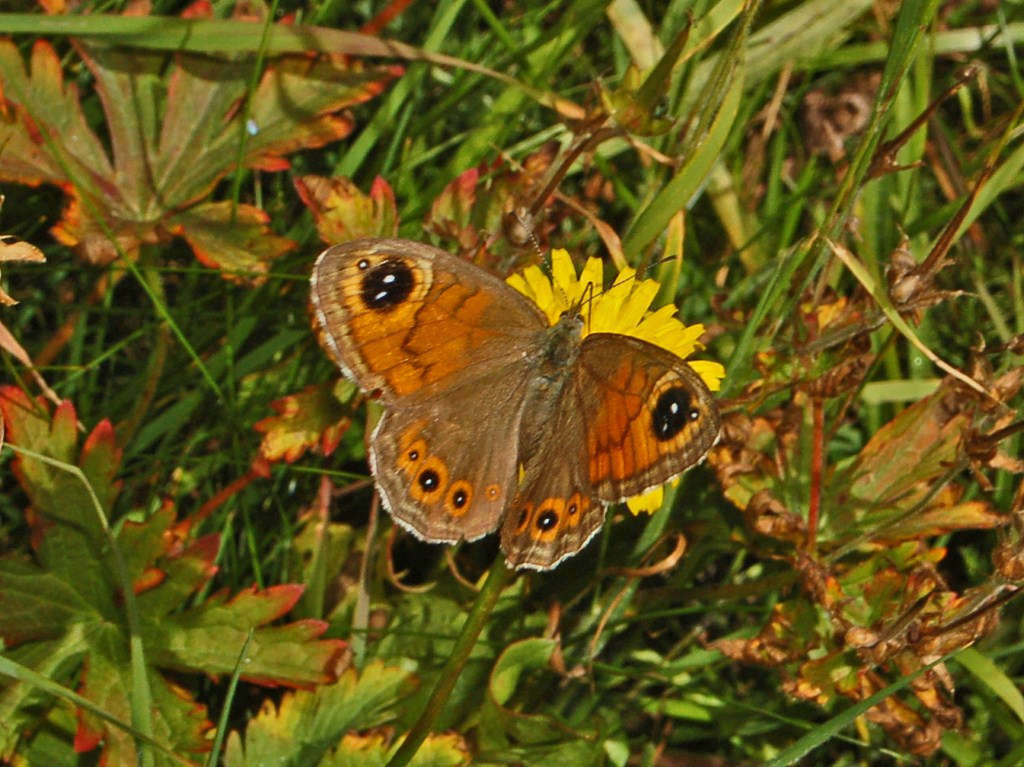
[
  {"left": 396, "top": 426, "right": 499, "bottom": 518},
  {"left": 515, "top": 502, "right": 533, "bottom": 533},
  {"left": 565, "top": 492, "right": 588, "bottom": 529},
  {"left": 531, "top": 498, "right": 566, "bottom": 541},
  {"left": 444, "top": 480, "right": 473, "bottom": 517},
  {"left": 410, "top": 455, "right": 448, "bottom": 504}
]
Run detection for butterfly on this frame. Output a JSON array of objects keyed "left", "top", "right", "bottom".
[{"left": 310, "top": 238, "right": 720, "bottom": 570}]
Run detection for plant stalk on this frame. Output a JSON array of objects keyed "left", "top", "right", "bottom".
[{"left": 385, "top": 556, "right": 514, "bottom": 767}]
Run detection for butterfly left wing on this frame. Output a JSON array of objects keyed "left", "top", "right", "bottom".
[
  {"left": 500, "top": 332, "right": 720, "bottom": 570},
  {"left": 575, "top": 333, "right": 720, "bottom": 502},
  {"left": 370, "top": 361, "right": 534, "bottom": 544}
]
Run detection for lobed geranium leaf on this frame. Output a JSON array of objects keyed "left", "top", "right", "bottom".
[
  {"left": 150, "top": 585, "right": 345, "bottom": 687},
  {"left": 424, "top": 144, "right": 558, "bottom": 263},
  {"left": 295, "top": 175, "right": 399, "bottom": 244},
  {"left": 0, "top": 1, "right": 401, "bottom": 278},
  {"left": 0, "top": 387, "right": 347, "bottom": 762},
  {"left": 167, "top": 200, "right": 296, "bottom": 282},
  {"left": 223, "top": 660, "right": 420, "bottom": 767},
  {"left": 0, "top": 39, "right": 109, "bottom": 190}
]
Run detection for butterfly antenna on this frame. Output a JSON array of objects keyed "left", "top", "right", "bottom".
[
  {"left": 577, "top": 280, "right": 596, "bottom": 333},
  {"left": 587, "top": 253, "right": 680, "bottom": 303}
]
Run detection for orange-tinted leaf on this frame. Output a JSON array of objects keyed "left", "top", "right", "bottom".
[
  {"left": 223, "top": 661, "right": 420, "bottom": 767},
  {"left": 49, "top": 190, "right": 147, "bottom": 265},
  {"left": 169, "top": 200, "right": 295, "bottom": 283},
  {"left": 0, "top": 6, "right": 399, "bottom": 281},
  {"left": 254, "top": 381, "right": 354, "bottom": 463},
  {"left": 844, "top": 388, "right": 967, "bottom": 509},
  {"left": 874, "top": 487, "right": 1006, "bottom": 542},
  {"left": 330, "top": 731, "right": 470, "bottom": 767},
  {"left": 295, "top": 175, "right": 399, "bottom": 244}
]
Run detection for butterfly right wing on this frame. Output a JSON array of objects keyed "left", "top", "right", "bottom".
[
  {"left": 500, "top": 331, "right": 720, "bottom": 570},
  {"left": 311, "top": 238, "right": 551, "bottom": 543}
]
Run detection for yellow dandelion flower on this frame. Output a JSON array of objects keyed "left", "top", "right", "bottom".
[{"left": 507, "top": 249, "right": 724, "bottom": 515}]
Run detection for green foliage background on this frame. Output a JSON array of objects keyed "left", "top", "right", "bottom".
[{"left": 1, "top": 1, "right": 1023, "bottom": 765}]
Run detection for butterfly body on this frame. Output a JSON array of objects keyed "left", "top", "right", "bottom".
[{"left": 311, "top": 238, "right": 720, "bottom": 570}]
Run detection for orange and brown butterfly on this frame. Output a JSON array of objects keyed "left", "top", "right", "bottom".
[{"left": 310, "top": 238, "right": 723, "bottom": 570}]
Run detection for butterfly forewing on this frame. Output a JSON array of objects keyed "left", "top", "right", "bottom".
[
  {"left": 311, "top": 238, "right": 547, "bottom": 403},
  {"left": 574, "top": 333, "right": 720, "bottom": 502}
]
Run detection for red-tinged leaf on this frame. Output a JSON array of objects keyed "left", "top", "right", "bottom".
[
  {"left": 295, "top": 175, "right": 399, "bottom": 244},
  {"left": 428, "top": 165, "right": 486, "bottom": 251},
  {"left": 254, "top": 382, "right": 353, "bottom": 462},
  {"left": 0, "top": 387, "right": 354, "bottom": 761},
  {"left": 425, "top": 144, "right": 558, "bottom": 259},
  {"left": 0, "top": 389, "right": 118, "bottom": 606},
  {"left": 0, "top": 6, "right": 398, "bottom": 281},
  {"left": 168, "top": 200, "right": 295, "bottom": 282},
  {"left": 148, "top": 585, "right": 346, "bottom": 687},
  {"left": 149, "top": 2, "right": 401, "bottom": 203},
  {"left": 223, "top": 661, "right": 420, "bottom": 767},
  {"left": 135, "top": 533, "right": 221, "bottom": 619},
  {"left": 76, "top": 651, "right": 211, "bottom": 765},
  {"left": 0, "top": 39, "right": 109, "bottom": 190},
  {"left": 244, "top": 56, "right": 402, "bottom": 170}
]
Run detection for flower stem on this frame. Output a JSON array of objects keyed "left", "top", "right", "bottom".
[{"left": 386, "top": 557, "right": 514, "bottom": 767}]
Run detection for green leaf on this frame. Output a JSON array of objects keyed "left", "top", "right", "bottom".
[
  {"left": 0, "top": 387, "right": 346, "bottom": 763},
  {"left": 488, "top": 638, "right": 556, "bottom": 706},
  {"left": 622, "top": 57, "right": 744, "bottom": 258},
  {"left": 223, "top": 661, "right": 423, "bottom": 767},
  {"left": 957, "top": 648, "right": 1024, "bottom": 725}
]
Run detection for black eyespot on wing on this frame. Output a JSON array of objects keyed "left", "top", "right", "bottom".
[
  {"left": 418, "top": 469, "right": 440, "bottom": 492},
  {"left": 536, "top": 509, "right": 559, "bottom": 531},
  {"left": 361, "top": 258, "right": 414, "bottom": 311},
  {"left": 652, "top": 386, "right": 695, "bottom": 441}
]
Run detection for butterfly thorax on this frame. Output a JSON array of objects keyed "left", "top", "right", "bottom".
[
  {"left": 536, "top": 312, "right": 583, "bottom": 379},
  {"left": 516, "top": 313, "right": 584, "bottom": 466}
]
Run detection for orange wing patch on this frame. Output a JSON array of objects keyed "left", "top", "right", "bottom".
[
  {"left": 336, "top": 258, "right": 498, "bottom": 396},
  {"left": 588, "top": 360, "right": 695, "bottom": 488}
]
